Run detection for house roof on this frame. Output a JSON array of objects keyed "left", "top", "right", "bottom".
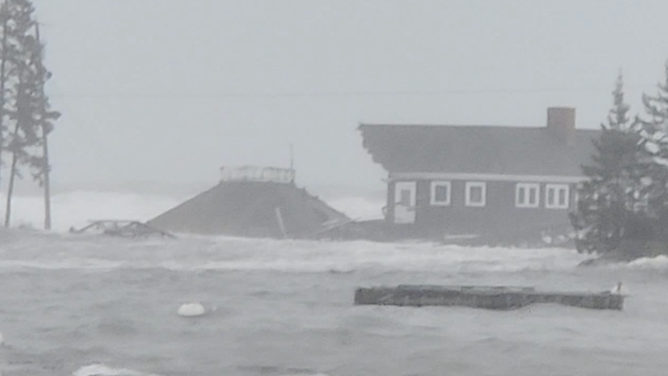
[
  {"left": 359, "top": 123, "right": 600, "bottom": 177},
  {"left": 148, "top": 181, "right": 349, "bottom": 238}
]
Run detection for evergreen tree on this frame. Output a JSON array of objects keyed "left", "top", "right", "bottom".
[
  {"left": 0, "top": 0, "right": 27, "bottom": 192},
  {"left": 28, "top": 22, "right": 58, "bottom": 229},
  {"left": 0, "top": 0, "right": 57, "bottom": 229},
  {"left": 0, "top": 2, "right": 10, "bottom": 189},
  {"left": 641, "top": 61, "right": 668, "bottom": 131},
  {"left": 608, "top": 71, "right": 631, "bottom": 130},
  {"left": 571, "top": 72, "right": 645, "bottom": 254},
  {"left": 1, "top": 0, "right": 42, "bottom": 227},
  {"left": 633, "top": 60, "right": 668, "bottom": 234},
  {"left": 4, "top": 60, "right": 36, "bottom": 227}
]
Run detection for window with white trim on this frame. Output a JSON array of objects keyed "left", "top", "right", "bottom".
[
  {"left": 516, "top": 183, "right": 540, "bottom": 208},
  {"left": 430, "top": 181, "right": 451, "bottom": 206},
  {"left": 545, "top": 184, "right": 569, "bottom": 209},
  {"left": 465, "top": 182, "right": 486, "bottom": 207}
]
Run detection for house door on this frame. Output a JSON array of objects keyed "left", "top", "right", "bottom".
[{"left": 394, "top": 181, "right": 417, "bottom": 224}]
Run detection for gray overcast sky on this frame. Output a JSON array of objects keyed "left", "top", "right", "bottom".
[{"left": 28, "top": 0, "right": 668, "bottom": 192}]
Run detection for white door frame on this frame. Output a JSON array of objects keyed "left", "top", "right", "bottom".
[{"left": 393, "top": 181, "right": 417, "bottom": 224}]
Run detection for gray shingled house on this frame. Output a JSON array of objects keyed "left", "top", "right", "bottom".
[
  {"left": 148, "top": 167, "right": 350, "bottom": 239},
  {"left": 359, "top": 107, "right": 600, "bottom": 241}
]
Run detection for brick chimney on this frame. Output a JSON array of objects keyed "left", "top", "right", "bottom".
[{"left": 546, "top": 107, "right": 576, "bottom": 145}]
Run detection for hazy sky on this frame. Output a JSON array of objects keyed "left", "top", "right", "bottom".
[{"left": 28, "top": 0, "right": 668, "bottom": 192}]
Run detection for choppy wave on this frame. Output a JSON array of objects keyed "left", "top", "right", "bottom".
[
  {"left": 325, "top": 196, "right": 384, "bottom": 220},
  {"left": 585, "top": 255, "right": 668, "bottom": 271},
  {"left": 4, "top": 189, "right": 663, "bottom": 277},
  {"left": 0, "top": 190, "right": 185, "bottom": 232},
  {"left": 0, "top": 207, "right": 664, "bottom": 376},
  {"left": 0, "top": 231, "right": 588, "bottom": 274},
  {"left": 626, "top": 255, "right": 668, "bottom": 269},
  {"left": 73, "top": 364, "right": 162, "bottom": 376},
  {"left": 236, "top": 366, "right": 331, "bottom": 376},
  {"left": 0, "top": 259, "right": 126, "bottom": 271},
  {"left": 73, "top": 364, "right": 331, "bottom": 376}
]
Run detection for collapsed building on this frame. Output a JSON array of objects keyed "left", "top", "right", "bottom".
[{"left": 148, "top": 166, "right": 350, "bottom": 239}]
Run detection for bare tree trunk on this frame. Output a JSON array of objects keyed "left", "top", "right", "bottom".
[
  {"left": 5, "top": 62, "right": 25, "bottom": 229},
  {"left": 42, "top": 127, "right": 50, "bottom": 229},
  {"left": 0, "top": 15, "right": 9, "bottom": 193},
  {"left": 35, "top": 23, "right": 50, "bottom": 230},
  {"left": 4, "top": 123, "right": 18, "bottom": 228}
]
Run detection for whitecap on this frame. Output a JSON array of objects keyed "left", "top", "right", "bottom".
[
  {"left": 626, "top": 255, "right": 668, "bottom": 269},
  {"left": 73, "top": 364, "right": 161, "bottom": 376}
]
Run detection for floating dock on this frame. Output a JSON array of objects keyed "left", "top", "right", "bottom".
[{"left": 354, "top": 285, "right": 624, "bottom": 311}]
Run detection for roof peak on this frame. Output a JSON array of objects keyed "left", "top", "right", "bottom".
[
  {"left": 359, "top": 123, "right": 597, "bottom": 132},
  {"left": 361, "top": 123, "right": 539, "bottom": 128}
]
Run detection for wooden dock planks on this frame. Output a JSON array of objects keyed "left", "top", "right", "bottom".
[{"left": 354, "top": 285, "right": 624, "bottom": 311}]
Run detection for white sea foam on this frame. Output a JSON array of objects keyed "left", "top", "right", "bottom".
[
  {"left": 0, "top": 190, "right": 185, "bottom": 232},
  {"left": 0, "top": 189, "right": 592, "bottom": 275},
  {"left": 326, "top": 196, "right": 384, "bottom": 220},
  {"left": 626, "top": 255, "right": 668, "bottom": 269},
  {"left": 73, "top": 364, "right": 161, "bottom": 376},
  {"left": 0, "top": 258, "right": 126, "bottom": 271},
  {"left": 1, "top": 190, "right": 664, "bottom": 376},
  {"left": 0, "top": 231, "right": 587, "bottom": 274}
]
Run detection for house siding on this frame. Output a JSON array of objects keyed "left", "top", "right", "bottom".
[
  {"left": 387, "top": 179, "right": 576, "bottom": 239},
  {"left": 385, "top": 180, "right": 396, "bottom": 222}
]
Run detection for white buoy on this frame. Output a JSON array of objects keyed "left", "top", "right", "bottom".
[{"left": 177, "top": 302, "right": 206, "bottom": 317}]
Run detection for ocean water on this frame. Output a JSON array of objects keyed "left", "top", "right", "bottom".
[{"left": 0, "top": 192, "right": 667, "bottom": 376}]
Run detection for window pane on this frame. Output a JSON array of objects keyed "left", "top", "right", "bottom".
[
  {"left": 558, "top": 188, "right": 566, "bottom": 206},
  {"left": 529, "top": 187, "right": 536, "bottom": 204},
  {"left": 434, "top": 185, "right": 449, "bottom": 202},
  {"left": 470, "top": 186, "right": 482, "bottom": 203},
  {"left": 548, "top": 188, "right": 555, "bottom": 206},
  {"left": 518, "top": 187, "right": 525, "bottom": 204}
]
